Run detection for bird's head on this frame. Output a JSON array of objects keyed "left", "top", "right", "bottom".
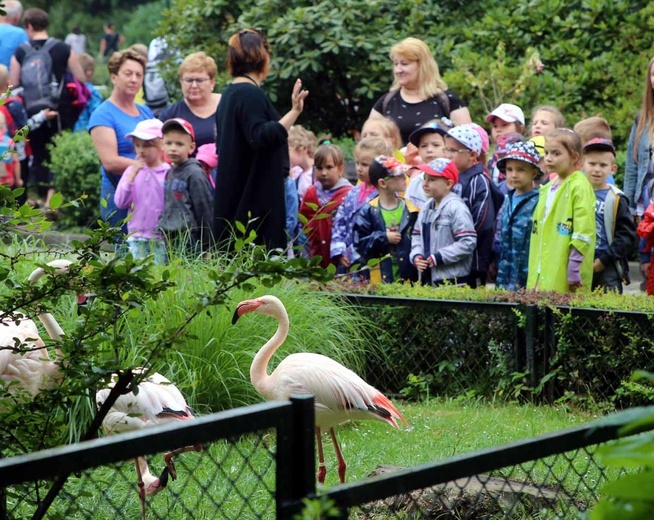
[{"left": 232, "top": 295, "right": 285, "bottom": 324}]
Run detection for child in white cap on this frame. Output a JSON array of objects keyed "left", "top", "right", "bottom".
[
  {"left": 114, "top": 118, "right": 170, "bottom": 264},
  {"left": 445, "top": 124, "right": 503, "bottom": 287},
  {"left": 486, "top": 103, "right": 526, "bottom": 145}
]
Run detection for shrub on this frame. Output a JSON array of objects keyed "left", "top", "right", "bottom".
[{"left": 47, "top": 130, "right": 101, "bottom": 230}]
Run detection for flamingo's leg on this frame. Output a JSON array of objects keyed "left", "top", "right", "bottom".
[
  {"left": 135, "top": 457, "right": 147, "bottom": 520},
  {"left": 163, "top": 444, "right": 203, "bottom": 480},
  {"left": 315, "top": 427, "right": 327, "bottom": 484},
  {"left": 329, "top": 428, "right": 346, "bottom": 484}
]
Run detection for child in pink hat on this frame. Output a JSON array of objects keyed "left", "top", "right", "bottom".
[
  {"left": 114, "top": 118, "right": 170, "bottom": 264},
  {"left": 196, "top": 143, "right": 218, "bottom": 194}
]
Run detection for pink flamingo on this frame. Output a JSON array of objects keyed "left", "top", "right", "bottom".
[
  {"left": 96, "top": 370, "right": 202, "bottom": 520},
  {"left": 232, "top": 295, "right": 409, "bottom": 484},
  {"left": 0, "top": 259, "right": 72, "bottom": 401}
]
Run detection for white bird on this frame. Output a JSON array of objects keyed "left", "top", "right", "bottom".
[
  {"left": 232, "top": 295, "right": 409, "bottom": 484},
  {"left": 0, "top": 259, "right": 72, "bottom": 401},
  {"left": 96, "top": 370, "right": 201, "bottom": 520}
]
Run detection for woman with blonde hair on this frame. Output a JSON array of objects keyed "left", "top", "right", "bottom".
[
  {"left": 159, "top": 51, "right": 221, "bottom": 148},
  {"left": 370, "top": 37, "right": 471, "bottom": 145}
]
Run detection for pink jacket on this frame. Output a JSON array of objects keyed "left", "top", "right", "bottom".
[{"left": 114, "top": 162, "right": 170, "bottom": 239}]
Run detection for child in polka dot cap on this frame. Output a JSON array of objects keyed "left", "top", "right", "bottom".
[{"left": 444, "top": 124, "right": 501, "bottom": 287}]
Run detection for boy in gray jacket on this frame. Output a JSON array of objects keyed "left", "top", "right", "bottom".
[
  {"left": 158, "top": 118, "right": 214, "bottom": 260},
  {"left": 410, "top": 158, "right": 477, "bottom": 285}
]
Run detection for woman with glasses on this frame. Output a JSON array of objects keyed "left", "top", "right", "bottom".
[
  {"left": 158, "top": 52, "right": 221, "bottom": 149},
  {"left": 214, "top": 28, "right": 308, "bottom": 251},
  {"left": 89, "top": 48, "right": 152, "bottom": 234}
]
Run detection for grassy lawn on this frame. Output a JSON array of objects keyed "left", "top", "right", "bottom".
[{"left": 8, "top": 398, "right": 613, "bottom": 519}]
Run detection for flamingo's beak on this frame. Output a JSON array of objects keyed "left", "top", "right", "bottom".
[
  {"left": 231, "top": 299, "right": 263, "bottom": 324},
  {"left": 76, "top": 292, "right": 96, "bottom": 315}
]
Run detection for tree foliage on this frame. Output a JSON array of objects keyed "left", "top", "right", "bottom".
[{"left": 160, "top": 0, "right": 654, "bottom": 146}]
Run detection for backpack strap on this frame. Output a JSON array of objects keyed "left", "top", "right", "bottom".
[{"left": 381, "top": 91, "right": 397, "bottom": 114}]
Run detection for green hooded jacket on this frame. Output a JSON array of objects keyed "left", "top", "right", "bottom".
[{"left": 527, "top": 171, "right": 596, "bottom": 293}]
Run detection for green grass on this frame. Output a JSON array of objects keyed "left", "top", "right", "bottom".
[{"left": 7, "top": 398, "right": 615, "bottom": 518}]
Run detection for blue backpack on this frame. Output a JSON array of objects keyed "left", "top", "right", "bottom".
[{"left": 19, "top": 38, "right": 63, "bottom": 116}]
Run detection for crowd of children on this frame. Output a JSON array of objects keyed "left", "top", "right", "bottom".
[{"left": 281, "top": 98, "right": 640, "bottom": 296}]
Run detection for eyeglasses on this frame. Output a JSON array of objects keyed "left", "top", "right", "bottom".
[
  {"left": 444, "top": 148, "right": 471, "bottom": 154},
  {"left": 181, "top": 78, "right": 211, "bottom": 85}
]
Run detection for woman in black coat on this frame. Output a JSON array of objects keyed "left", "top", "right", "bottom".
[{"left": 214, "top": 29, "right": 308, "bottom": 251}]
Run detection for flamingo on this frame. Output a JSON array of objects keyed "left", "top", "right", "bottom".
[
  {"left": 232, "top": 295, "right": 409, "bottom": 484},
  {"left": 96, "top": 370, "right": 202, "bottom": 520},
  {"left": 0, "top": 259, "right": 72, "bottom": 401}
]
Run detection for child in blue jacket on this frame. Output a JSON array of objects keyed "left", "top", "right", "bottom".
[{"left": 353, "top": 156, "right": 419, "bottom": 283}]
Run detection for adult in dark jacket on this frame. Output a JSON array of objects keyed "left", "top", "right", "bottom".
[{"left": 214, "top": 28, "right": 308, "bottom": 250}]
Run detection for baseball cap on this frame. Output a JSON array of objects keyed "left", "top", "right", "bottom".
[
  {"left": 415, "top": 157, "right": 459, "bottom": 184},
  {"left": 583, "top": 137, "right": 616, "bottom": 156},
  {"left": 408, "top": 118, "right": 453, "bottom": 147},
  {"left": 446, "top": 124, "right": 482, "bottom": 154},
  {"left": 162, "top": 118, "right": 196, "bottom": 141},
  {"left": 125, "top": 119, "right": 163, "bottom": 140},
  {"left": 468, "top": 123, "right": 490, "bottom": 154},
  {"left": 196, "top": 143, "right": 218, "bottom": 168},
  {"left": 496, "top": 141, "right": 545, "bottom": 179},
  {"left": 368, "top": 155, "right": 410, "bottom": 186},
  {"left": 485, "top": 103, "right": 525, "bottom": 125},
  {"left": 528, "top": 135, "right": 545, "bottom": 158}
]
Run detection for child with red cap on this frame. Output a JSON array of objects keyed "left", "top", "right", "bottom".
[
  {"left": 158, "top": 118, "right": 214, "bottom": 260},
  {"left": 410, "top": 158, "right": 477, "bottom": 285}
]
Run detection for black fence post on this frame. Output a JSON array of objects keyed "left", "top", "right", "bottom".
[
  {"left": 543, "top": 306, "right": 556, "bottom": 403},
  {"left": 277, "top": 394, "right": 315, "bottom": 519},
  {"left": 524, "top": 305, "right": 537, "bottom": 389}
]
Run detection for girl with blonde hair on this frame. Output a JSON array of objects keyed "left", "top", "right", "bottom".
[{"left": 370, "top": 37, "right": 471, "bottom": 144}]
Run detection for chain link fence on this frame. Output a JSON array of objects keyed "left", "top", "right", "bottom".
[
  {"left": 0, "top": 397, "right": 316, "bottom": 520},
  {"left": 0, "top": 393, "right": 648, "bottom": 519},
  {"left": 346, "top": 295, "right": 654, "bottom": 407},
  {"left": 321, "top": 418, "right": 637, "bottom": 519}
]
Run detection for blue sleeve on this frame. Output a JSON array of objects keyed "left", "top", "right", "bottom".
[
  {"left": 353, "top": 206, "right": 388, "bottom": 260},
  {"left": 7, "top": 101, "right": 27, "bottom": 129},
  {"left": 88, "top": 101, "right": 112, "bottom": 131},
  {"left": 284, "top": 177, "right": 299, "bottom": 239},
  {"left": 624, "top": 119, "right": 639, "bottom": 211},
  {"left": 469, "top": 174, "right": 493, "bottom": 233}
]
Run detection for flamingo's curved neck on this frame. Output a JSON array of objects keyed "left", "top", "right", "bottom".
[
  {"left": 250, "top": 305, "right": 289, "bottom": 396},
  {"left": 37, "top": 313, "right": 65, "bottom": 356}
]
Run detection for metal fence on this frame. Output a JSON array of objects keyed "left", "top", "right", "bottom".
[
  {"left": 319, "top": 418, "right": 635, "bottom": 519},
  {"left": 345, "top": 295, "right": 654, "bottom": 407},
  {"left": 0, "top": 397, "right": 316, "bottom": 520},
  {"left": 0, "top": 394, "right": 648, "bottom": 519}
]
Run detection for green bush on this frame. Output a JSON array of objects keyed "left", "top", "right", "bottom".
[
  {"left": 47, "top": 130, "right": 101, "bottom": 229},
  {"left": 162, "top": 0, "right": 654, "bottom": 147}
]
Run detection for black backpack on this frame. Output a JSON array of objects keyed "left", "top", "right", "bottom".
[{"left": 19, "top": 38, "right": 63, "bottom": 116}]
